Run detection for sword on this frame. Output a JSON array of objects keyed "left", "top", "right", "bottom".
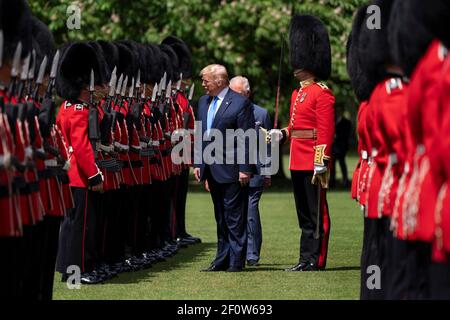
[
  {"left": 314, "top": 182, "right": 321, "bottom": 240},
  {"left": 273, "top": 33, "right": 285, "bottom": 129}
]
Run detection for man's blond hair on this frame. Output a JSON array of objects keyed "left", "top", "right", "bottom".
[{"left": 200, "top": 64, "right": 229, "bottom": 85}]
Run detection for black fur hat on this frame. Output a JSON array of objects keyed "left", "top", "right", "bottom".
[
  {"left": 416, "top": 0, "right": 450, "bottom": 49},
  {"left": 56, "top": 42, "right": 104, "bottom": 100},
  {"left": 159, "top": 44, "right": 179, "bottom": 82},
  {"left": 161, "top": 36, "right": 192, "bottom": 79},
  {"left": 30, "top": 15, "right": 54, "bottom": 75},
  {"left": 97, "top": 40, "right": 119, "bottom": 75},
  {"left": 358, "top": 0, "right": 395, "bottom": 83},
  {"left": 114, "top": 41, "right": 137, "bottom": 80},
  {"left": 145, "top": 43, "right": 164, "bottom": 84},
  {"left": 347, "top": 5, "right": 378, "bottom": 102},
  {"left": 289, "top": 14, "right": 331, "bottom": 80},
  {"left": 87, "top": 40, "right": 110, "bottom": 85},
  {"left": 1, "top": 0, "right": 32, "bottom": 60},
  {"left": 388, "top": 0, "right": 433, "bottom": 77}
]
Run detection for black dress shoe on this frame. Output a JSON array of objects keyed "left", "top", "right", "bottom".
[
  {"left": 247, "top": 259, "right": 260, "bottom": 266},
  {"left": 201, "top": 264, "right": 226, "bottom": 272},
  {"left": 285, "top": 262, "right": 308, "bottom": 272},
  {"left": 226, "top": 266, "right": 243, "bottom": 272},
  {"left": 80, "top": 271, "right": 104, "bottom": 284},
  {"left": 303, "top": 263, "right": 319, "bottom": 271}
]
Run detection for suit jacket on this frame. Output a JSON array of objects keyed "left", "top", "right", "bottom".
[
  {"left": 250, "top": 103, "right": 272, "bottom": 188},
  {"left": 195, "top": 88, "right": 254, "bottom": 183}
]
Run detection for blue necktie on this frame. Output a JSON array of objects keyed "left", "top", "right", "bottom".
[{"left": 207, "top": 96, "right": 219, "bottom": 131}]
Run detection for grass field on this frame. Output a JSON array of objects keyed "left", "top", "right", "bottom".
[{"left": 53, "top": 155, "right": 363, "bottom": 300}]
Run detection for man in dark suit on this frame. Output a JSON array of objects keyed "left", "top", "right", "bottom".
[
  {"left": 229, "top": 76, "right": 272, "bottom": 267},
  {"left": 193, "top": 64, "right": 254, "bottom": 272}
]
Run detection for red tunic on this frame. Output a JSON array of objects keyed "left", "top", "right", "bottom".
[
  {"left": 56, "top": 101, "right": 103, "bottom": 188},
  {"left": 402, "top": 40, "right": 447, "bottom": 242},
  {"left": 283, "top": 82, "right": 335, "bottom": 171}
]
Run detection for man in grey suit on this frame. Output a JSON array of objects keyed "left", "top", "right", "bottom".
[{"left": 230, "top": 76, "right": 272, "bottom": 266}]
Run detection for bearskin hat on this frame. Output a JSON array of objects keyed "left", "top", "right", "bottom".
[
  {"left": 161, "top": 36, "right": 192, "bottom": 79},
  {"left": 347, "top": 5, "right": 378, "bottom": 101},
  {"left": 56, "top": 42, "right": 105, "bottom": 100},
  {"left": 97, "top": 40, "right": 119, "bottom": 75},
  {"left": 159, "top": 43, "right": 179, "bottom": 82},
  {"left": 30, "top": 15, "right": 55, "bottom": 75},
  {"left": 289, "top": 14, "right": 331, "bottom": 80},
  {"left": 87, "top": 40, "right": 110, "bottom": 85},
  {"left": 114, "top": 41, "right": 137, "bottom": 80},
  {"left": 1, "top": 0, "right": 32, "bottom": 60},
  {"left": 358, "top": 0, "right": 395, "bottom": 84}
]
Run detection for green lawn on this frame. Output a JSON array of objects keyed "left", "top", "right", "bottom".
[{"left": 53, "top": 155, "right": 363, "bottom": 300}]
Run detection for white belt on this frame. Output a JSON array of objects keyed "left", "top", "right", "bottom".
[
  {"left": 389, "top": 153, "right": 398, "bottom": 165},
  {"left": 371, "top": 148, "right": 378, "bottom": 158},
  {"left": 25, "top": 146, "right": 33, "bottom": 158},
  {"left": 361, "top": 150, "right": 368, "bottom": 160},
  {"left": 44, "top": 159, "right": 59, "bottom": 167},
  {"left": 114, "top": 141, "right": 129, "bottom": 152},
  {"left": 152, "top": 141, "right": 160, "bottom": 147}
]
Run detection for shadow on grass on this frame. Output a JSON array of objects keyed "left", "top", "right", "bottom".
[
  {"left": 321, "top": 266, "right": 360, "bottom": 272},
  {"left": 105, "top": 242, "right": 216, "bottom": 284},
  {"left": 244, "top": 265, "right": 360, "bottom": 273}
]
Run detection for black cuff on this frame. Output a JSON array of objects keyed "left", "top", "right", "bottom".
[{"left": 88, "top": 172, "right": 103, "bottom": 186}]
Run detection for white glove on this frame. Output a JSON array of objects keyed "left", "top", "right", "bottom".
[
  {"left": 267, "top": 129, "right": 283, "bottom": 144},
  {"left": 314, "top": 165, "right": 327, "bottom": 174}
]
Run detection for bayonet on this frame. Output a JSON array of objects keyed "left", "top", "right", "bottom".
[
  {"left": 176, "top": 73, "right": 183, "bottom": 91},
  {"left": 161, "top": 72, "right": 167, "bottom": 91},
  {"left": 108, "top": 67, "right": 117, "bottom": 97},
  {"left": 11, "top": 42, "right": 22, "bottom": 78},
  {"left": 89, "top": 69, "right": 94, "bottom": 104},
  {"left": 128, "top": 77, "right": 134, "bottom": 98},
  {"left": 165, "top": 80, "right": 172, "bottom": 99},
  {"left": 188, "top": 83, "right": 195, "bottom": 101},
  {"left": 20, "top": 53, "right": 31, "bottom": 81},
  {"left": 17, "top": 52, "right": 30, "bottom": 98},
  {"left": 135, "top": 70, "right": 141, "bottom": 99},
  {"left": 33, "top": 55, "right": 48, "bottom": 101},
  {"left": 115, "top": 74, "right": 124, "bottom": 96},
  {"left": 28, "top": 49, "right": 36, "bottom": 80},
  {"left": 157, "top": 78, "right": 163, "bottom": 97},
  {"left": 50, "top": 50, "right": 59, "bottom": 80},
  {"left": 36, "top": 56, "right": 48, "bottom": 85},
  {"left": 45, "top": 49, "right": 60, "bottom": 98},
  {"left": 151, "top": 83, "right": 158, "bottom": 102},
  {"left": 141, "top": 83, "right": 146, "bottom": 100},
  {"left": 120, "top": 75, "right": 128, "bottom": 97}
]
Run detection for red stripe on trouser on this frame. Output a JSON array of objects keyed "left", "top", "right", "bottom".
[
  {"left": 81, "top": 191, "right": 89, "bottom": 273},
  {"left": 318, "top": 190, "right": 330, "bottom": 269}
]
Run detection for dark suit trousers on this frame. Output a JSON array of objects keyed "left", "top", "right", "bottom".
[
  {"left": 291, "top": 170, "right": 331, "bottom": 269},
  {"left": 206, "top": 168, "right": 248, "bottom": 268},
  {"left": 246, "top": 186, "right": 263, "bottom": 262}
]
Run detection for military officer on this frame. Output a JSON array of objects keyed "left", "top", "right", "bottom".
[{"left": 270, "top": 14, "right": 335, "bottom": 271}]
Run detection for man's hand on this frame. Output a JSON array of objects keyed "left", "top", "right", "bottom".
[
  {"left": 266, "top": 129, "right": 283, "bottom": 144},
  {"left": 90, "top": 181, "right": 104, "bottom": 193},
  {"left": 204, "top": 180, "right": 210, "bottom": 192},
  {"left": 264, "top": 176, "right": 272, "bottom": 188},
  {"left": 239, "top": 172, "right": 251, "bottom": 186},
  {"left": 193, "top": 167, "right": 201, "bottom": 182},
  {"left": 311, "top": 165, "right": 329, "bottom": 189}
]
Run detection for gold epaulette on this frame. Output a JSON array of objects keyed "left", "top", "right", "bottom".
[{"left": 316, "top": 82, "right": 329, "bottom": 90}]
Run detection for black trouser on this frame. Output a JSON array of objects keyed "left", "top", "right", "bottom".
[
  {"left": 0, "top": 237, "right": 21, "bottom": 298},
  {"left": 39, "top": 215, "right": 62, "bottom": 300},
  {"left": 149, "top": 180, "right": 166, "bottom": 249},
  {"left": 163, "top": 177, "right": 176, "bottom": 242},
  {"left": 56, "top": 187, "right": 101, "bottom": 274},
  {"left": 430, "top": 255, "right": 450, "bottom": 300},
  {"left": 100, "top": 189, "right": 123, "bottom": 263},
  {"left": 360, "top": 217, "right": 392, "bottom": 300},
  {"left": 175, "top": 169, "right": 190, "bottom": 238},
  {"left": 405, "top": 241, "right": 431, "bottom": 299},
  {"left": 291, "top": 170, "right": 330, "bottom": 268}
]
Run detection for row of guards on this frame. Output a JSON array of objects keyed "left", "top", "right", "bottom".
[{"left": 0, "top": 0, "right": 201, "bottom": 299}]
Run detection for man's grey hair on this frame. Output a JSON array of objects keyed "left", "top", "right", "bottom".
[{"left": 230, "top": 76, "right": 251, "bottom": 94}]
